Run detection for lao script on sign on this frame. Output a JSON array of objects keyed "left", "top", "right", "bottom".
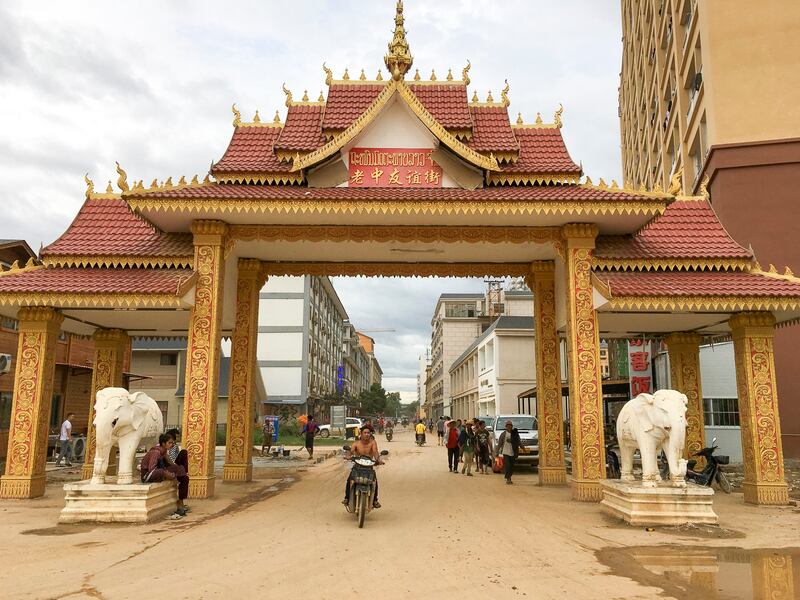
[{"left": 348, "top": 148, "right": 443, "bottom": 188}]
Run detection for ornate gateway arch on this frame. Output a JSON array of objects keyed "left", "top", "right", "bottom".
[{"left": 1, "top": 2, "right": 798, "bottom": 505}]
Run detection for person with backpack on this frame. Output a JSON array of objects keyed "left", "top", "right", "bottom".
[
  {"left": 301, "top": 415, "right": 319, "bottom": 459},
  {"left": 458, "top": 423, "right": 476, "bottom": 476},
  {"left": 497, "top": 420, "right": 521, "bottom": 484}
]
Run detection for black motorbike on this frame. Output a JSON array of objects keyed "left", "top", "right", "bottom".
[
  {"left": 658, "top": 437, "right": 732, "bottom": 493},
  {"left": 385, "top": 426, "right": 393, "bottom": 442},
  {"left": 343, "top": 447, "right": 389, "bottom": 528}
]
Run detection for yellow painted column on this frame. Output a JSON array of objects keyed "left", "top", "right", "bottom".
[
  {"left": 223, "top": 259, "right": 264, "bottom": 482},
  {"left": 751, "top": 554, "right": 794, "bottom": 599},
  {"left": 0, "top": 307, "right": 64, "bottom": 499},
  {"left": 81, "top": 329, "right": 129, "bottom": 480},
  {"left": 665, "top": 332, "right": 705, "bottom": 461},
  {"left": 562, "top": 224, "right": 605, "bottom": 501},
  {"left": 729, "top": 312, "right": 789, "bottom": 505},
  {"left": 527, "top": 261, "right": 566, "bottom": 485},
  {"left": 182, "top": 220, "right": 228, "bottom": 499}
]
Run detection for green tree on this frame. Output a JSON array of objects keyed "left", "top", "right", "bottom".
[
  {"left": 401, "top": 400, "right": 420, "bottom": 417},
  {"left": 358, "top": 383, "right": 388, "bottom": 415},
  {"left": 384, "top": 391, "right": 402, "bottom": 417}
]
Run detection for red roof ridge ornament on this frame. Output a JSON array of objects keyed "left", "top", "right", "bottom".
[
  {"left": 231, "top": 103, "right": 241, "bottom": 127},
  {"left": 668, "top": 167, "right": 683, "bottom": 196},
  {"left": 384, "top": 0, "right": 413, "bottom": 81}
]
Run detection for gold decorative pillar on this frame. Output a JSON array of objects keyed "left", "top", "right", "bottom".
[
  {"left": 562, "top": 224, "right": 605, "bottom": 501},
  {"left": 0, "top": 307, "right": 64, "bottom": 499},
  {"left": 182, "top": 220, "right": 228, "bottom": 499},
  {"left": 527, "top": 261, "right": 566, "bottom": 485},
  {"left": 729, "top": 312, "right": 789, "bottom": 505},
  {"left": 751, "top": 554, "right": 794, "bottom": 599},
  {"left": 665, "top": 332, "right": 705, "bottom": 462},
  {"left": 81, "top": 329, "right": 129, "bottom": 480},
  {"left": 223, "top": 259, "right": 264, "bottom": 482}
]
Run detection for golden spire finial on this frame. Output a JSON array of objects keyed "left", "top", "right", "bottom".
[
  {"left": 178, "top": 175, "right": 187, "bottom": 186},
  {"left": 359, "top": 69, "right": 366, "bottom": 81},
  {"left": 554, "top": 103, "right": 564, "bottom": 129},
  {"left": 322, "top": 62, "right": 333, "bottom": 86},
  {"left": 115, "top": 162, "right": 129, "bottom": 192},
  {"left": 106, "top": 180, "right": 113, "bottom": 193},
  {"left": 413, "top": 68, "right": 420, "bottom": 81},
  {"left": 253, "top": 109, "right": 261, "bottom": 123},
  {"left": 302, "top": 90, "right": 309, "bottom": 102},
  {"left": 653, "top": 181, "right": 664, "bottom": 193},
  {"left": 84, "top": 173, "right": 94, "bottom": 199},
  {"left": 273, "top": 110, "right": 281, "bottom": 124},
  {"left": 462, "top": 60, "right": 471, "bottom": 86},
  {"left": 376, "top": 69, "right": 384, "bottom": 81},
  {"left": 282, "top": 83, "right": 293, "bottom": 107},
  {"left": 486, "top": 90, "right": 494, "bottom": 103},
  {"left": 769, "top": 264, "right": 778, "bottom": 274},
  {"left": 598, "top": 177, "right": 607, "bottom": 188},
  {"left": 585, "top": 176, "right": 593, "bottom": 186},
  {"left": 446, "top": 68, "right": 453, "bottom": 81},
  {"left": 384, "top": 0, "right": 413, "bottom": 81},
  {"left": 149, "top": 179, "right": 158, "bottom": 190},
  {"left": 318, "top": 90, "right": 325, "bottom": 102},
  {"left": 430, "top": 69, "right": 437, "bottom": 81},
  {"left": 516, "top": 113, "right": 524, "bottom": 125},
  {"left": 191, "top": 175, "right": 199, "bottom": 185},
  {"left": 785, "top": 266, "right": 794, "bottom": 277},
  {"left": 611, "top": 179, "right": 619, "bottom": 189},
  {"left": 699, "top": 175, "right": 710, "bottom": 200},
  {"left": 471, "top": 90, "right": 479, "bottom": 103},
  {"left": 164, "top": 176, "right": 173, "bottom": 189},
  {"left": 203, "top": 174, "right": 211, "bottom": 184},
  {"left": 500, "top": 80, "right": 510, "bottom": 107},
  {"left": 535, "top": 112, "right": 543, "bottom": 125},
  {"left": 668, "top": 167, "right": 683, "bottom": 195},
  {"left": 342, "top": 67, "right": 350, "bottom": 80},
  {"left": 231, "top": 103, "right": 241, "bottom": 127}
]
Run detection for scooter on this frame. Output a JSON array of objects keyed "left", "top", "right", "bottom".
[
  {"left": 658, "top": 437, "right": 732, "bottom": 493},
  {"left": 385, "top": 427, "right": 393, "bottom": 442},
  {"left": 415, "top": 432, "right": 426, "bottom": 446},
  {"left": 342, "top": 446, "right": 389, "bottom": 528}
]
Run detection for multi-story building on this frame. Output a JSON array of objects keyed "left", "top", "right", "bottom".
[
  {"left": 619, "top": 0, "right": 800, "bottom": 455},
  {"left": 357, "top": 332, "right": 383, "bottom": 388},
  {"left": 449, "top": 317, "right": 536, "bottom": 419},
  {"left": 417, "top": 350, "right": 431, "bottom": 417},
  {"left": 429, "top": 288, "right": 534, "bottom": 418},
  {"left": 343, "top": 323, "right": 371, "bottom": 399}
]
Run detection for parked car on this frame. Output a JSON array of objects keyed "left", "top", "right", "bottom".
[
  {"left": 489, "top": 415, "right": 539, "bottom": 464},
  {"left": 318, "top": 417, "right": 364, "bottom": 438}
]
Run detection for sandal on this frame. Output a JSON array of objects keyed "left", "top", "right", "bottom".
[{"left": 168, "top": 512, "right": 183, "bottom": 520}]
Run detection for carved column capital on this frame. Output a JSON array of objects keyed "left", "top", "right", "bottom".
[
  {"left": 191, "top": 220, "right": 229, "bottom": 246},
  {"left": 729, "top": 311, "right": 776, "bottom": 336},
  {"left": 561, "top": 223, "right": 599, "bottom": 248}
]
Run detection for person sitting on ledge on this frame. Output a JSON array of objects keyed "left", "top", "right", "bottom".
[
  {"left": 141, "top": 433, "right": 189, "bottom": 517},
  {"left": 164, "top": 428, "right": 190, "bottom": 512}
]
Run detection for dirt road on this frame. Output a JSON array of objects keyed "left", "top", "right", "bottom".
[{"left": 2, "top": 428, "right": 799, "bottom": 599}]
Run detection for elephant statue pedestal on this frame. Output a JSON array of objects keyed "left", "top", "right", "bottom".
[
  {"left": 600, "top": 479, "right": 718, "bottom": 526},
  {"left": 59, "top": 477, "right": 178, "bottom": 524}
]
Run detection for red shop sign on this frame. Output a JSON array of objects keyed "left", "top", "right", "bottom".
[{"left": 348, "top": 147, "right": 443, "bottom": 188}]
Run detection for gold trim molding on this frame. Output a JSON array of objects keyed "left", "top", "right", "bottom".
[
  {"left": 593, "top": 258, "right": 753, "bottom": 272},
  {"left": 0, "top": 293, "right": 190, "bottom": 309},
  {"left": 212, "top": 173, "right": 304, "bottom": 185},
  {"left": 42, "top": 255, "right": 193, "bottom": 269},
  {"left": 603, "top": 295, "right": 800, "bottom": 312},
  {"left": 260, "top": 262, "right": 530, "bottom": 278},
  {"left": 487, "top": 172, "right": 581, "bottom": 186}
]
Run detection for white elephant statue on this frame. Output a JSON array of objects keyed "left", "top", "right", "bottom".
[
  {"left": 616, "top": 389, "right": 688, "bottom": 488},
  {"left": 90, "top": 387, "right": 163, "bottom": 485}
]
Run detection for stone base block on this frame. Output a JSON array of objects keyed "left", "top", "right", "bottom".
[
  {"left": 600, "top": 479, "right": 718, "bottom": 526},
  {"left": 59, "top": 479, "right": 177, "bottom": 524}
]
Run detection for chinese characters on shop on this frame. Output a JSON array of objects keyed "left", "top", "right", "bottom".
[{"left": 348, "top": 147, "right": 443, "bottom": 188}]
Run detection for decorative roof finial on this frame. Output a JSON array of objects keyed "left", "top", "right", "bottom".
[
  {"left": 231, "top": 103, "right": 241, "bottom": 127},
  {"left": 430, "top": 69, "right": 437, "bottom": 81},
  {"left": 471, "top": 90, "right": 479, "bottom": 103},
  {"left": 516, "top": 113, "right": 524, "bottom": 125},
  {"left": 699, "top": 175, "right": 710, "bottom": 200},
  {"left": 342, "top": 67, "right": 350, "bottom": 80},
  {"left": 446, "top": 68, "right": 453, "bottom": 81},
  {"left": 535, "top": 112, "right": 543, "bottom": 125},
  {"left": 668, "top": 167, "right": 683, "bottom": 195},
  {"left": 273, "top": 110, "right": 281, "bottom": 124},
  {"left": 376, "top": 69, "right": 384, "bottom": 81},
  {"left": 302, "top": 90, "right": 309, "bottom": 101},
  {"left": 282, "top": 83, "right": 293, "bottom": 107},
  {"left": 322, "top": 62, "right": 333, "bottom": 86},
  {"left": 84, "top": 173, "right": 94, "bottom": 199},
  {"left": 253, "top": 110, "right": 261, "bottom": 123},
  {"left": 486, "top": 90, "right": 494, "bottom": 103},
  {"left": 359, "top": 69, "right": 366, "bottom": 81},
  {"left": 554, "top": 103, "right": 564, "bottom": 129},
  {"left": 318, "top": 90, "right": 325, "bottom": 102},
  {"left": 500, "top": 80, "right": 510, "bottom": 107},
  {"left": 413, "top": 68, "right": 420, "bottom": 81},
  {"left": 106, "top": 181, "right": 114, "bottom": 193},
  {"left": 115, "top": 162, "right": 129, "bottom": 192},
  {"left": 462, "top": 60, "right": 471, "bottom": 86},
  {"left": 384, "top": 0, "right": 413, "bottom": 81}
]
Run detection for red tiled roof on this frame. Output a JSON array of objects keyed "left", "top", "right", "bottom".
[
  {"left": 42, "top": 198, "right": 193, "bottom": 257},
  {"left": 212, "top": 126, "right": 291, "bottom": 174},
  {"left": 409, "top": 84, "right": 473, "bottom": 129},
  {"left": 596, "top": 270, "right": 800, "bottom": 298},
  {"left": 322, "top": 84, "right": 384, "bottom": 130},
  {"left": 0, "top": 267, "right": 194, "bottom": 294},
  {"left": 595, "top": 199, "right": 751, "bottom": 261},
  {"left": 467, "top": 106, "right": 519, "bottom": 154},
  {"left": 274, "top": 104, "right": 326, "bottom": 153},
  {"left": 128, "top": 182, "right": 664, "bottom": 204},
  {"left": 501, "top": 127, "right": 581, "bottom": 174}
]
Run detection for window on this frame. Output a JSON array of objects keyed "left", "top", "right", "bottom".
[
  {"left": 703, "top": 397, "right": 740, "bottom": 427},
  {"left": 160, "top": 353, "right": 178, "bottom": 366},
  {"left": 0, "top": 392, "right": 12, "bottom": 430},
  {"left": 0, "top": 317, "right": 18, "bottom": 331}
]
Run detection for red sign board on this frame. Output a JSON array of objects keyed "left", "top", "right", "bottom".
[
  {"left": 628, "top": 338, "right": 653, "bottom": 397},
  {"left": 348, "top": 147, "right": 443, "bottom": 188}
]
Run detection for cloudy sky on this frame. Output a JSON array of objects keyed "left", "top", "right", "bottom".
[{"left": 0, "top": 1, "right": 624, "bottom": 403}]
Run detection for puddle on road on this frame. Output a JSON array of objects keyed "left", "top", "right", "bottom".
[{"left": 598, "top": 545, "right": 800, "bottom": 599}]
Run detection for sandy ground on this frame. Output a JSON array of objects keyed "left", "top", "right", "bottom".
[{"left": 1, "top": 429, "right": 799, "bottom": 600}]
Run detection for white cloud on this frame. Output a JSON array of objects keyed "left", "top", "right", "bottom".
[{"left": 0, "top": 0, "right": 623, "bottom": 397}]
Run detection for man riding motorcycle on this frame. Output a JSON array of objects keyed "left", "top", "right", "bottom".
[{"left": 343, "top": 426, "right": 384, "bottom": 509}]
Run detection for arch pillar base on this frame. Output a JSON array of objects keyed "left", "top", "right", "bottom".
[
  {"left": 222, "top": 464, "right": 253, "bottom": 482},
  {"left": 571, "top": 479, "right": 603, "bottom": 502},
  {"left": 538, "top": 467, "right": 566, "bottom": 485}
]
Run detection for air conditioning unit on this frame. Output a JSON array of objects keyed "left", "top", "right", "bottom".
[{"left": 0, "top": 354, "right": 12, "bottom": 374}]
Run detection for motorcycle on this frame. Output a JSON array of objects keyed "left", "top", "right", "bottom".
[
  {"left": 385, "top": 427, "right": 393, "bottom": 442},
  {"left": 415, "top": 432, "right": 426, "bottom": 446},
  {"left": 659, "top": 437, "right": 732, "bottom": 493},
  {"left": 343, "top": 446, "right": 389, "bottom": 528}
]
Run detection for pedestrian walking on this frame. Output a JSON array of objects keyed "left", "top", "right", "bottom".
[
  {"left": 475, "top": 420, "right": 493, "bottom": 474},
  {"left": 261, "top": 416, "right": 274, "bottom": 456},
  {"left": 459, "top": 423, "right": 476, "bottom": 476},
  {"left": 436, "top": 416, "right": 445, "bottom": 445},
  {"left": 301, "top": 415, "right": 319, "bottom": 459},
  {"left": 497, "top": 420, "right": 521, "bottom": 484},
  {"left": 446, "top": 420, "right": 460, "bottom": 472},
  {"left": 56, "top": 412, "right": 75, "bottom": 466}
]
